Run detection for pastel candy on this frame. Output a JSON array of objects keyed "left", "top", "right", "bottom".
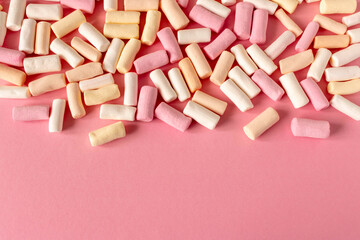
[
  {"left": 177, "top": 0, "right": 189, "bottom": 8},
  {"left": 178, "top": 58, "right": 202, "bottom": 93},
  {"left": 330, "top": 43, "right": 360, "bottom": 67},
  {"left": 228, "top": 66, "right": 261, "bottom": 99},
  {"left": 222, "top": 0, "right": 236, "bottom": 6},
  {"left": 330, "top": 95, "right": 360, "bottom": 121},
  {"left": 23, "top": 55, "right": 62, "bottom": 75},
  {"left": 183, "top": 101, "right": 220, "bottom": 130},
  {"left": 79, "top": 22, "right": 110, "bottom": 52},
  {"left": 66, "top": 62, "right": 104, "bottom": 82},
  {"left": 0, "top": 63, "right": 26, "bottom": 86},
  {"left": 247, "top": 44, "right": 278, "bottom": 75},
  {"left": 104, "top": 0, "right": 118, "bottom": 11},
  {"left": 243, "top": 107, "right": 279, "bottom": 140},
  {"left": 155, "top": 102, "right": 192, "bottom": 132},
  {"left": 347, "top": 28, "right": 360, "bottom": 44},
  {"left": 342, "top": 12, "right": 360, "bottom": 27},
  {"left": 133, "top": 50, "right": 169, "bottom": 75},
  {"left": 103, "top": 23, "right": 139, "bottom": 39},
  {"left": 320, "top": 0, "right": 356, "bottom": 14},
  {"left": 84, "top": 84, "right": 121, "bottom": 106},
  {"left": 116, "top": 38, "right": 141, "bottom": 74},
  {"left": 141, "top": 10, "right": 161, "bottom": 46},
  {"left": 231, "top": 44, "right": 258, "bottom": 75},
  {"left": 103, "top": 38, "right": 124, "bottom": 73},
  {"left": 196, "top": 0, "right": 231, "bottom": 18},
  {"left": 124, "top": 72, "right": 138, "bottom": 106},
  {"left": 250, "top": 9, "right": 268, "bottom": 44},
  {"left": 157, "top": 27, "right": 183, "bottom": 63},
  {"left": 161, "top": 0, "right": 189, "bottom": 30},
  {"left": 49, "top": 99, "right": 66, "bottom": 133},
  {"left": 0, "top": 86, "right": 30, "bottom": 99},
  {"left": 204, "top": 28, "right": 237, "bottom": 60},
  {"left": 50, "top": 38, "right": 84, "bottom": 68},
  {"left": 29, "top": 73, "right": 66, "bottom": 96},
  {"left": 275, "top": 8, "right": 303, "bottom": 37},
  {"left": 105, "top": 11, "right": 140, "bottom": 24},
  {"left": 272, "top": 0, "right": 298, "bottom": 14},
  {"left": 177, "top": 28, "right": 211, "bottom": 45},
  {"left": 19, "top": 19, "right": 36, "bottom": 54},
  {"left": 26, "top": 4, "right": 63, "bottom": 20},
  {"left": 291, "top": 118, "right": 330, "bottom": 139},
  {"left": 79, "top": 73, "right": 115, "bottom": 92},
  {"left": 307, "top": 48, "right": 332, "bottom": 82},
  {"left": 0, "top": 47, "right": 26, "bottom": 67},
  {"left": 220, "top": 79, "right": 254, "bottom": 112},
  {"left": 189, "top": 5, "right": 226, "bottom": 33},
  {"left": 51, "top": 9, "right": 86, "bottom": 38},
  {"left": 168, "top": 67, "right": 191, "bottom": 102},
  {"left": 13, "top": 105, "right": 49, "bottom": 121},
  {"left": 295, "top": 21, "right": 319, "bottom": 52},
  {"left": 243, "top": 0, "right": 278, "bottom": 15},
  {"left": 67, "top": 83, "right": 86, "bottom": 119},
  {"left": 61, "top": 0, "right": 95, "bottom": 14},
  {"left": 35, "top": 22, "right": 51, "bottom": 55},
  {"left": 136, "top": 86, "right": 158, "bottom": 122},
  {"left": 124, "top": 0, "right": 159, "bottom": 11},
  {"left": 192, "top": 90, "right": 227, "bottom": 115},
  {"left": 325, "top": 66, "right": 360, "bottom": 82},
  {"left": 100, "top": 104, "right": 136, "bottom": 121},
  {"left": 149, "top": 69, "right": 177, "bottom": 102},
  {"left": 279, "top": 72, "right": 309, "bottom": 109},
  {"left": 185, "top": 43, "right": 212, "bottom": 79},
  {"left": 314, "top": 35, "right": 350, "bottom": 49},
  {"left": 300, "top": 77, "right": 329, "bottom": 111},
  {"left": 6, "top": 0, "right": 26, "bottom": 31},
  {"left": 328, "top": 79, "right": 360, "bottom": 95},
  {"left": 313, "top": 14, "right": 347, "bottom": 35},
  {"left": 265, "top": 30, "right": 296, "bottom": 60},
  {"left": 0, "top": 12, "right": 7, "bottom": 46},
  {"left": 251, "top": 69, "right": 284, "bottom": 101},
  {"left": 89, "top": 122, "right": 126, "bottom": 147},
  {"left": 234, "top": 2, "right": 254, "bottom": 40},
  {"left": 71, "top": 37, "right": 102, "bottom": 62},
  {"left": 279, "top": 49, "right": 314, "bottom": 74},
  {"left": 210, "top": 51, "right": 235, "bottom": 86}
]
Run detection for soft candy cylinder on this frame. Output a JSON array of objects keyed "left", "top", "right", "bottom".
[
  {"left": 234, "top": 2, "right": 254, "bottom": 40},
  {"left": 136, "top": 86, "right": 158, "bottom": 122},
  {"left": 155, "top": 102, "right": 192, "bottom": 132},
  {"left": 291, "top": 118, "right": 330, "bottom": 139},
  {"left": 49, "top": 99, "right": 66, "bottom": 133}
]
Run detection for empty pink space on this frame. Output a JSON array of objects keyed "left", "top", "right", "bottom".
[{"left": 1, "top": 0, "right": 360, "bottom": 239}]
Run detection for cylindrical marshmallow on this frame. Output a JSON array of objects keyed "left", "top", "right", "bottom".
[
  {"left": 291, "top": 118, "right": 330, "bottom": 139},
  {"left": 157, "top": 27, "right": 183, "bottom": 63},
  {"left": 325, "top": 66, "right": 360, "bottom": 82},
  {"left": 279, "top": 72, "right": 309, "bottom": 108},
  {"left": 168, "top": 67, "right": 191, "bottom": 102},
  {"left": 251, "top": 69, "right": 284, "bottom": 101},
  {"left": 79, "top": 22, "right": 110, "bottom": 52},
  {"left": 300, "top": 77, "right": 329, "bottom": 111},
  {"left": 204, "top": 28, "right": 237, "bottom": 60},
  {"left": 71, "top": 37, "right": 102, "bottom": 62},
  {"left": 243, "top": 0, "right": 278, "bottom": 15},
  {"left": 307, "top": 48, "right": 332, "bottom": 82},
  {"left": 185, "top": 43, "right": 212, "bottom": 79},
  {"left": 6, "top": 0, "right": 26, "bottom": 31},
  {"left": 328, "top": 79, "right": 360, "bottom": 95},
  {"left": 189, "top": 5, "right": 226, "bottom": 33},
  {"left": 314, "top": 35, "right": 350, "bottom": 49},
  {"left": 177, "top": 0, "right": 189, "bottom": 8},
  {"left": 103, "top": 23, "right": 139, "bottom": 39},
  {"left": 79, "top": 73, "right": 115, "bottom": 92},
  {"left": 234, "top": 2, "right": 254, "bottom": 40},
  {"left": 0, "top": 63, "right": 26, "bottom": 86},
  {"left": 295, "top": 21, "right": 319, "bottom": 52},
  {"left": 250, "top": 9, "right": 268, "bottom": 44},
  {"left": 220, "top": 79, "right": 253, "bottom": 112},
  {"left": 183, "top": 100, "right": 220, "bottom": 130},
  {"left": 19, "top": 19, "right": 36, "bottom": 54},
  {"left": 0, "top": 86, "right": 30, "bottom": 99},
  {"left": 89, "top": 122, "right": 126, "bottom": 147},
  {"left": 347, "top": 28, "right": 360, "bottom": 44},
  {"left": 124, "top": 0, "right": 159, "bottom": 11},
  {"left": 247, "top": 44, "right": 278, "bottom": 75},
  {"left": 155, "top": 102, "right": 192, "bottom": 132},
  {"left": 124, "top": 72, "right": 138, "bottom": 106},
  {"left": 228, "top": 66, "right": 261, "bottom": 99},
  {"left": 342, "top": 12, "right": 360, "bottom": 28},
  {"left": 29, "top": 73, "right": 66, "bottom": 96},
  {"left": 51, "top": 9, "right": 86, "bottom": 38},
  {"left": 0, "top": 12, "right": 7, "bottom": 46},
  {"left": 136, "top": 86, "right": 158, "bottom": 122},
  {"left": 23, "top": 55, "right": 61, "bottom": 75},
  {"left": 196, "top": 0, "right": 231, "bottom": 18},
  {"left": 243, "top": 107, "right": 279, "bottom": 140},
  {"left": 192, "top": 90, "right": 227, "bottom": 115},
  {"left": 272, "top": 0, "right": 298, "bottom": 14},
  {"left": 49, "top": 99, "right": 66, "bottom": 133},
  {"left": 161, "top": 0, "right": 189, "bottom": 30},
  {"left": 275, "top": 9, "right": 303, "bottom": 37},
  {"left": 231, "top": 44, "right": 258, "bottom": 75},
  {"left": 66, "top": 62, "right": 103, "bottom": 82},
  {"left": 177, "top": 28, "right": 211, "bottom": 45},
  {"left": 60, "top": 0, "right": 95, "bottom": 14},
  {"left": 0, "top": 47, "right": 25, "bottom": 67},
  {"left": 179, "top": 58, "right": 202, "bottom": 93},
  {"left": 330, "top": 95, "right": 360, "bottom": 121},
  {"left": 26, "top": 4, "right": 63, "bottom": 21},
  {"left": 133, "top": 50, "right": 169, "bottom": 75},
  {"left": 313, "top": 14, "right": 347, "bottom": 35},
  {"left": 279, "top": 49, "right": 314, "bottom": 74},
  {"left": 84, "top": 84, "right": 120, "bottom": 106},
  {"left": 320, "top": 0, "right": 356, "bottom": 14},
  {"left": 149, "top": 69, "right": 177, "bottom": 102},
  {"left": 100, "top": 104, "right": 136, "bottom": 121},
  {"left": 265, "top": 30, "right": 296, "bottom": 60},
  {"left": 210, "top": 51, "right": 235, "bottom": 86},
  {"left": 116, "top": 38, "right": 141, "bottom": 74},
  {"left": 103, "top": 38, "right": 124, "bottom": 74},
  {"left": 222, "top": 0, "right": 236, "bottom": 6},
  {"left": 13, "top": 105, "right": 49, "bottom": 121},
  {"left": 330, "top": 43, "right": 360, "bottom": 67},
  {"left": 67, "top": 83, "right": 86, "bottom": 119},
  {"left": 104, "top": 0, "right": 118, "bottom": 11},
  {"left": 35, "top": 22, "right": 51, "bottom": 55},
  {"left": 141, "top": 10, "right": 161, "bottom": 46},
  {"left": 50, "top": 38, "right": 84, "bottom": 68}
]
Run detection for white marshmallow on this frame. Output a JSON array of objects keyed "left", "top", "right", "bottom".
[
  {"left": 0, "top": 86, "right": 30, "bottom": 99},
  {"left": 124, "top": 72, "right": 138, "bottom": 106},
  {"left": 196, "top": 0, "right": 231, "bottom": 18},
  {"left": 325, "top": 66, "right": 360, "bottom": 82},
  {"left": 264, "top": 30, "right": 296, "bottom": 60},
  {"left": 50, "top": 38, "right": 84, "bottom": 68},
  {"left": 307, "top": 48, "right": 332, "bottom": 82},
  {"left": 228, "top": 66, "right": 261, "bottom": 99},
  {"left": 247, "top": 44, "right": 278, "bottom": 75},
  {"left": 177, "top": 28, "right": 211, "bottom": 45},
  {"left": 104, "top": 0, "right": 118, "bottom": 11},
  {"left": 347, "top": 28, "right": 360, "bottom": 44},
  {"left": 279, "top": 72, "right": 309, "bottom": 108},
  {"left": 79, "top": 73, "right": 115, "bottom": 92},
  {"left": 330, "top": 43, "right": 360, "bottom": 67},
  {"left": 0, "top": 12, "right": 7, "bottom": 46},
  {"left": 243, "top": 0, "right": 278, "bottom": 15},
  {"left": 79, "top": 22, "right": 111, "bottom": 52},
  {"left": 6, "top": 0, "right": 26, "bottom": 31},
  {"left": 220, "top": 79, "right": 254, "bottom": 112},
  {"left": 330, "top": 95, "right": 360, "bottom": 121},
  {"left": 168, "top": 67, "right": 191, "bottom": 102},
  {"left": 23, "top": 55, "right": 62, "bottom": 75},
  {"left": 103, "top": 38, "right": 124, "bottom": 73},
  {"left": 222, "top": 0, "right": 236, "bottom": 6},
  {"left": 150, "top": 69, "right": 177, "bottom": 103},
  {"left": 19, "top": 19, "right": 36, "bottom": 54},
  {"left": 183, "top": 100, "right": 220, "bottom": 130},
  {"left": 26, "top": 4, "right": 63, "bottom": 21},
  {"left": 100, "top": 104, "right": 136, "bottom": 121},
  {"left": 49, "top": 99, "right": 66, "bottom": 133},
  {"left": 230, "top": 44, "right": 258, "bottom": 76},
  {"left": 343, "top": 12, "right": 360, "bottom": 27}
]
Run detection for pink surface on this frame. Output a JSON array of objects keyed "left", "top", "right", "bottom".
[
  {"left": 1, "top": 0, "right": 360, "bottom": 239},
  {"left": 249, "top": 8, "right": 268, "bottom": 44}
]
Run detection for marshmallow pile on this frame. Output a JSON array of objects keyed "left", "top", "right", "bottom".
[{"left": 0, "top": 0, "right": 359, "bottom": 146}]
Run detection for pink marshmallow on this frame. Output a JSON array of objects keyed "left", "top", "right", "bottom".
[
  {"left": 0, "top": 47, "right": 26, "bottom": 67},
  {"left": 60, "top": 0, "right": 95, "bottom": 14},
  {"left": 295, "top": 21, "right": 319, "bottom": 52},
  {"left": 189, "top": 5, "right": 226, "bottom": 33},
  {"left": 300, "top": 77, "right": 329, "bottom": 111},
  {"left": 155, "top": 102, "right": 192, "bottom": 132},
  {"left": 157, "top": 27, "right": 183, "bottom": 63},
  {"left": 251, "top": 69, "right": 285, "bottom": 101},
  {"left": 234, "top": 2, "right": 254, "bottom": 40},
  {"left": 136, "top": 86, "right": 158, "bottom": 122},
  {"left": 177, "top": 0, "right": 189, "bottom": 8},
  {"left": 133, "top": 50, "right": 169, "bottom": 75},
  {"left": 12, "top": 105, "right": 50, "bottom": 121},
  {"left": 203, "top": 28, "right": 237, "bottom": 60},
  {"left": 291, "top": 118, "right": 330, "bottom": 139},
  {"left": 250, "top": 9, "right": 268, "bottom": 45}
]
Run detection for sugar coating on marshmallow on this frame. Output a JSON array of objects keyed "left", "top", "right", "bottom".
[
  {"left": 279, "top": 49, "right": 314, "bottom": 74},
  {"left": 243, "top": 107, "right": 279, "bottom": 140},
  {"left": 265, "top": 30, "right": 296, "bottom": 60},
  {"left": 26, "top": 4, "right": 63, "bottom": 21},
  {"left": 157, "top": 27, "right": 183, "bottom": 63},
  {"left": 247, "top": 44, "right": 278, "bottom": 75},
  {"left": 100, "top": 104, "right": 136, "bottom": 121},
  {"left": 231, "top": 44, "right": 258, "bottom": 75},
  {"left": 23, "top": 53, "right": 61, "bottom": 75},
  {"left": 330, "top": 95, "right": 360, "bottom": 121},
  {"left": 141, "top": 10, "right": 161, "bottom": 46},
  {"left": 279, "top": 72, "right": 309, "bottom": 109},
  {"left": 103, "top": 38, "right": 124, "bottom": 73},
  {"left": 183, "top": 100, "right": 220, "bottom": 130},
  {"left": 228, "top": 66, "right": 261, "bottom": 99},
  {"left": 251, "top": 69, "right": 284, "bottom": 101},
  {"left": 325, "top": 66, "right": 360, "bottom": 82},
  {"left": 210, "top": 51, "right": 235, "bottom": 86},
  {"left": 136, "top": 86, "right": 158, "bottom": 122},
  {"left": 295, "top": 21, "right": 319, "bottom": 52},
  {"left": 167, "top": 67, "right": 191, "bottom": 102},
  {"left": 6, "top": 0, "right": 26, "bottom": 31},
  {"left": 320, "top": 0, "right": 356, "bottom": 14},
  {"left": 185, "top": 43, "right": 212, "bottom": 79},
  {"left": 300, "top": 77, "right": 329, "bottom": 111},
  {"left": 178, "top": 58, "right": 202, "bottom": 93},
  {"left": 313, "top": 14, "right": 347, "bottom": 35},
  {"left": 71, "top": 37, "right": 102, "bottom": 62},
  {"left": 124, "top": 72, "right": 138, "bottom": 106},
  {"left": 49, "top": 99, "right": 66, "bottom": 133},
  {"left": 328, "top": 79, "right": 360, "bottom": 95},
  {"left": 192, "top": 90, "right": 228, "bottom": 115},
  {"left": 234, "top": 2, "right": 254, "bottom": 40},
  {"left": 204, "top": 28, "right": 237, "bottom": 60},
  {"left": 220, "top": 79, "right": 254, "bottom": 112},
  {"left": 66, "top": 62, "right": 104, "bottom": 82},
  {"left": 177, "top": 28, "right": 211, "bottom": 45},
  {"left": 35, "top": 22, "right": 51, "bottom": 55},
  {"left": 79, "top": 22, "right": 110, "bottom": 52},
  {"left": 342, "top": 12, "right": 360, "bottom": 27},
  {"left": 291, "top": 118, "right": 330, "bottom": 139},
  {"left": 161, "top": 0, "right": 189, "bottom": 30},
  {"left": 50, "top": 38, "right": 84, "bottom": 68},
  {"left": 155, "top": 102, "right": 192, "bottom": 132},
  {"left": 330, "top": 43, "right": 360, "bottom": 67},
  {"left": 84, "top": 84, "right": 120, "bottom": 106},
  {"left": 275, "top": 8, "right": 303, "bottom": 37},
  {"left": 0, "top": 47, "right": 26, "bottom": 67},
  {"left": 19, "top": 19, "right": 36, "bottom": 54},
  {"left": 51, "top": 9, "right": 86, "bottom": 38},
  {"left": 29, "top": 73, "right": 66, "bottom": 96},
  {"left": 0, "top": 63, "right": 26, "bottom": 86},
  {"left": 0, "top": 86, "right": 30, "bottom": 99},
  {"left": 124, "top": 0, "right": 159, "bottom": 11},
  {"left": 307, "top": 48, "right": 332, "bottom": 82},
  {"left": 117, "top": 38, "right": 141, "bottom": 74},
  {"left": 314, "top": 35, "right": 350, "bottom": 49},
  {"left": 189, "top": 5, "right": 226, "bottom": 33},
  {"left": 67, "top": 83, "right": 86, "bottom": 119},
  {"left": 103, "top": 23, "right": 139, "bottom": 39},
  {"left": 89, "top": 122, "right": 126, "bottom": 147},
  {"left": 79, "top": 73, "right": 115, "bottom": 92},
  {"left": 250, "top": 9, "right": 268, "bottom": 45},
  {"left": 243, "top": 0, "right": 278, "bottom": 15},
  {"left": 149, "top": 69, "right": 177, "bottom": 103},
  {"left": 133, "top": 50, "right": 169, "bottom": 75},
  {"left": 105, "top": 11, "right": 140, "bottom": 24}
]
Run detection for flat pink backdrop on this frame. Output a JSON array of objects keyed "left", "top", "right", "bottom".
[{"left": 1, "top": 0, "right": 360, "bottom": 239}]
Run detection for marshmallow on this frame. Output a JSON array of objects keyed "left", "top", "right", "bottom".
[
  {"left": 325, "top": 66, "right": 360, "bottom": 82},
  {"left": 67, "top": 83, "right": 86, "bottom": 119},
  {"left": 275, "top": 9, "right": 303, "bottom": 37},
  {"left": 155, "top": 102, "right": 192, "bottom": 132},
  {"left": 35, "top": 22, "right": 51, "bottom": 55},
  {"left": 26, "top": 4, "right": 63, "bottom": 21},
  {"left": 183, "top": 101, "right": 220, "bottom": 130},
  {"left": 295, "top": 22, "right": 319, "bottom": 52},
  {"left": 66, "top": 62, "right": 104, "bottom": 82},
  {"left": 347, "top": 28, "right": 360, "bottom": 44},
  {"left": 342, "top": 12, "right": 360, "bottom": 28},
  {"left": 161, "top": 0, "right": 189, "bottom": 30},
  {"left": 291, "top": 118, "right": 330, "bottom": 139},
  {"left": 50, "top": 38, "right": 84, "bottom": 68},
  {"left": 189, "top": 5, "right": 226, "bottom": 33},
  {"left": 84, "top": 84, "right": 120, "bottom": 106},
  {"left": 265, "top": 30, "right": 296, "bottom": 60},
  {"left": 178, "top": 58, "right": 202, "bottom": 93},
  {"left": 124, "top": 72, "right": 138, "bottom": 106},
  {"left": 320, "top": 0, "right": 356, "bottom": 14},
  {"left": 149, "top": 69, "right": 177, "bottom": 102},
  {"left": 124, "top": 0, "right": 159, "bottom": 11},
  {"left": 28, "top": 73, "right": 66, "bottom": 96},
  {"left": 61, "top": 0, "right": 95, "bottom": 14},
  {"left": 234, "top": 2, "right": 254, "bottom": 40},
  {"left": 142, "top": 10, "right": 161, "bottom": 46},
  {"left": 168, "top": 67, "right": 191, "bottom": 102},
  {"left": 314, "top": 35, "right": 350, "bottom": 49},
  {"left": 272, "top": 0, "right": 298, "bottom": 14},
  {"left": 116, "top": 38, "right": 141, "bottom": 74},
  {"left": 313, "top": 14, "right": 347, "bottom": 35},
  {"left": 79, "top": 22, "right": 110, "bottom": 52},
  {"left": 103, "top": 38, "right": 124, "bottom": 73},
  {"left": 231, "top": 44, "right": 258, "bottom": 75},
  {"left": 136, "top": 86, "right": 158, "bottom": 122},
  {"left": 157, "top": 27, "right": 183, "bottom": 63},
  {"left": 243, "top": 0, "right": 278, "bottom": 15},
  {"left": 192, "top": 90, "right": 227, "bottom": 115},
  {"left": 307, "top": 48, "right": 332, "bottom": 82},
  {"left": 222, "top": 0, "right": 236, "bottom": 6},
  {"left": 104, "top": 0, "right": 118, "bottom": 11},
  {"left": 100, "top": 104, "right": 136, "bottom": 121},
  {"left": 51, "top": 9, "right": 86, "bottom": 38},
  {"left": 328, "top": 79, "right": 360, "bottom": 95},
  {"left": 204, "top": 28, "right": 237, "bottom": 60},
  {"left": 105, "top": 11, "right": 140, "bottom": 24},
  {"left": 23, "top": 55, "right": 61, "bottom": 75},
  {"left": 104, "top": 23, "right": 139, "bottom": 39},
  {"left": 0, "top": 12, "right": 7, "bottom": 46},
  {"left": 279, "top": 49, "right": 314, "bottom": 74},
  {"left": 251, "top": 69, "right": 284, "bottom": 101},
  {"left": 71, "top": 37, "right": 102, "bottom": 62},
  {"left": 220, "top": 79, "right": 253, "bottom": 112},
  {"left": 243, "top": 107, "right": 279, "bottom": 140},
  {"left": 13, "top": 105, "right": 49, "bottom": 121},
  {"left": 0, "top": 86, "right": 30, "bottom": 99},
  {"left": 177, "top": 28, "right": 211, "bottom": 45},
  {"left": 196, "top": 0, "right": 231, "bottom": 18},
  {"left": 0, "top": 64, "right": 26, "bottom": 86},
  {"left": 250, "top": 9, "right": 268, "bottom": 44},
  {"left": 279, "top": 72, "right": 309, "bottom": 108},
  {"left": 133, "top": 50, "right": 169, "bottom": 75},
  {"left": 330, "top": 95, "right": 360, "bottom": 121},
  {"left": 247, "top": 44, "right": 278, "bottom": 75},
  {"left": 79, "top": 73, "right": 115, "bottom": 92},
  {"left": 330, "top": 43, "right": 360, "bottom": 67},
  {"left": 6, "top": 0, "right": 26, "bottom": 31},
  {"left": 185, "top": 43, "right": 212, "bottom": 79},
  {"left": 19, "top": 19, "right": 36, "bottom": 54},
  {"left": 228, "top": 66, "right": 261, "bottom": 99},
  {"left": 177, "top": 0, "right": 189, "bottom": 8},
  {"left": 0, "top": 47, "right": 26, "bottom": 67},
  {"left": 300, "top": 77, "right": 329, "bottom": 111},
  {"left": 89, "top": 122, "right": 126, "bottom": 147},
  {"left": 49, "top": 99, "right": 66, "bottom": 133},
  {"left": 210, "top": 51, "right": 235, "bottom": 86}
]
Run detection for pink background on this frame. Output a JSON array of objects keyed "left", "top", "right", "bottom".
[{"left": 1, "top": 0, "right": 360, "bottom": 239}]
